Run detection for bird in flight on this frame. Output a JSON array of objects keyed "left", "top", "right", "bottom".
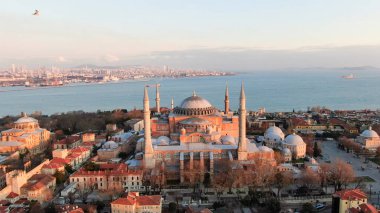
[{"left": 33, "top": 9, "right": 39, "bottom": 16}]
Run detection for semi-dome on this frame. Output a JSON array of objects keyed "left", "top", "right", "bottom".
[
  {"left": 221, "top": 135, "right": 236, "bottom": 145},
  {"left": 102, "top": 141, "right": 118, "bottom": 149},
  {"left": 157, "top": 136, "right": 170, "bottom": 146},
  {"left": 284, "top": 133, "right": 305, "bottom": 146},
  {"left": 179, "top": 117, "right": 211, "bottom": 125},
  {"left": 174, "top": 92, "right": 216, "bottom": 116},
  {"left": 361, "top": 127, "right": 379, "bottom": 138}
]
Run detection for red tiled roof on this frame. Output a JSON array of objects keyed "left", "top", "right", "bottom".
[
  {"left": 55, "top": 136, "right": 81, "bottom": 145},
  {"left": 136, "top": 195, "right": 161, "bottom": 206},
  {"left": 6, "top": 192, "right": 19, "bottom": 199},
  {"left": 71, "top": 147, "right": 89, "bottom": 153},
  {"left": 69, "top": 208, "right": 84, "bottom": 213},
  {"left": 20, "top": 174, "right": 55, "bottom": 191},
  {"left": 289, "top": 117, "right": 309, "bottom": 126},
  {"left": 334, "top": 189, "right": 367, "bottom": 200},
  {"left": 42, "top": 162, "right": 65, "bottom": 170},
  {"left": 50, "top": 157, "right": 71, "bottom": 165},
  {"left": 112, "top": 195, "right": 161, "bottom": 206},
  {"left": 0, "top": 200, "right": 10, "bottom": 205},
  {"left": 72, "top": 163, "right": 142, "bottom": 177},
  {"left": 359, "top": 203, "right": 378, "bottom": 213}
]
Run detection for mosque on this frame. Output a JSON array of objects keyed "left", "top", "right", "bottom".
[{"left": 140, "top": 84, "right": 276, "bottom": 184}]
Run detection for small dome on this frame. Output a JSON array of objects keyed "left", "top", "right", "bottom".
[
  {"left": 282, "top": 148, "right": 292, "bottom": 155},
  {"left": 361, "top": 127, "right": 379, "bottom": 138},
  {"left": 179, "top": 93, "right": 213, "bottom": 109},
  {"left": 264, "top": 126, "right": 285, "bottom": 141},
  {"left": 102, "top": 141, "right": 118, "bottom": 149},
  {"left": 221, "top": 135, "right": 236, "bottom": 145},
  {"left": 258, "top": 146, "right": 273, "bottom": 152},
  {"left": 284, "top": 133, "right": 305, "bottom": 146},
  {"left": 157, "top": 136, "right": 170, "bottom": 146}
]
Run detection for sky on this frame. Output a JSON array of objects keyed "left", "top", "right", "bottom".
[{"left": 1, "top": 0, "right": 380, "bottom": 70}]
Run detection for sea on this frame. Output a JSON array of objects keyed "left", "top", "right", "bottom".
[{"left": 1, "top": 68, "right": 380, "bottom": 117}]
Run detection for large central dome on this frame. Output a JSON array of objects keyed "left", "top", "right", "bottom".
[
  {"left": 174, "top": 92, "right": 216, "bottom": 116},
  {"left": 180, "top": 95, "right": 213, "bottom": 109}
]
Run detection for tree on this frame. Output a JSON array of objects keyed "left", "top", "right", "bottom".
[
  {"left": 376, "top": 147, "right": 380, "bottom": 158},
  {"left": 313, "top": 142, "right": 321, "bottom": 157},
  {"left": 65, "top": 164, "right": 74, "bottom": 174},
  {"left": 302, "top": 134, "right": 315, "bottom": 156},
  {"left": 264, "top": 198, "right": 281, "bottom": 213},
  {"left": 84, "top": 161, "right": 100, "bottom": 171},
  {"left": 213, "top": 160, "right": 245, "bottom": 195},
  {"left": 245, "top": 160, "right": 276, "bottom": 193},
  {"left": 44, "top": 203, "right": 56, "bottom": 213},
  {"left": 96, "top": 201, "right": 105, "bottom": 212},
  {"left": 299, "top": 168, "right": 320, "bottom": 194},
  {"left": 118, "top": 152, "right": 128, "bottom": 160},
  {"left": 54, "top": 171, "right": 66, "bottom": 184},
  {"left": 301, "top": 202, "right": 317, "bottom": 213},
  {"left": 29, "top": 201, "right": 43, "bottom": 213},
  {"left": 328, "top": 159, "right": 355, "bottom": 191},
  {"left": 168, "top": 202, "right": 178, "bottom": 213},
  {"left": 272, "top": 171, "right": 293, "bottom": 197},
  {"left": 318, "top": 163, "right": 331, "bottom": 192}
]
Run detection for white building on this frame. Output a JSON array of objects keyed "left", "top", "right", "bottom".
[{"left": 356, "top": 126, "right": 380, "bottom": 151}]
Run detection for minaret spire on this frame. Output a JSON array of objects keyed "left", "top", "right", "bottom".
[
  {"left": 143, "top": 86, "right": 154, "bottom": 168},
  {"left": 238, "top": 81, "right": 247, "bottom": 160},
  {"left": 171, "top": 97, "right": 174, "bottom": 110},
  {"left": 155, "top": 84, "right": 160, "bottom": 114},
  {"left": 224, "top": 83, "right": 230, "bottom": 114}
]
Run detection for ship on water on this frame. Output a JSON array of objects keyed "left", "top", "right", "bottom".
[{"left": 342, "top": 73, "right": 355, "bottom": 79}]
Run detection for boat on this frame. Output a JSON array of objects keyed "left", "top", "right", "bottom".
[{"left": 342, "top": 74, "right": 354, "bottom": 79}]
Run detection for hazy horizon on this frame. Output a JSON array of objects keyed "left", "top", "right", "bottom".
[{"left": 2, "top": 1, "right": 380, "bottom": 70}]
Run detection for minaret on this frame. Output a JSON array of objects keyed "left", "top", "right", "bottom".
[
  {"left": 143, "top": 87, "right": 154, "bottom": 168},
  {"left": 155, "top": 84, "right": 160, "bottom": 114},
  {"left": 238, "top": 82, "right": 247, "bottom": 160},
  {"left": 224, "top": 83, "right": 230, "bottom": 114},
  {"left": 171, "top": 97, "right": 174, "bottom": 110}
]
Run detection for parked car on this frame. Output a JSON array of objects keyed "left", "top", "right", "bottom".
[{"left": 315, "top": 203, "right": 326, "bottom": 210}]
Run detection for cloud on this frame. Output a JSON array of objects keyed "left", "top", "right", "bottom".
[
  {"left": 128, "top": 45, "right": 380, "bottom": 71},
  {"left": 103, "top": 54, "right": 120, "bottom": 62},
  {"left": 57, "top": 56, "right": 67, "bottom": 62}
]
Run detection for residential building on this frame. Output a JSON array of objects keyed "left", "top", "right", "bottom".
[{"left": 111, "top": 192, "right": 162, "bottom": 213}]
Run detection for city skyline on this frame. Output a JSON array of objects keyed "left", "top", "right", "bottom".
[{"left": 2, "top": 1, "right": 380, "bottom": 70}]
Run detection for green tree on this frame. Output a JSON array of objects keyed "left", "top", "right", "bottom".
[
  {"left": 301, "top": 202, "right": 317, "bottom": 213},
  {"left": 313, "top": 142, "right": 321, "bottom": 157},
  {"left": 96, "top": 201, "right": 105, "bottom": 211},
  {"left": 44, "top": 203, "right": 56, "bottom": 213},
  {"left": 54, "top": 171, "right": 66, "bottom": 184},
  {"left": 84, "top": 162, "right": 100, "bottom": 171},
  {"left": 65, "top": 164, "right": 74, "bottom": 174},
  {"left": 168, "top": 202, "right": 178, "bottom": 213},
  {"left": 265, "top": 198, "right": 281, "bottom": 213},
  {"left": 118, "top": 152, "right": 128, "bottom": 160}
]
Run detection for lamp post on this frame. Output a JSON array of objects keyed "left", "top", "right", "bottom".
[
  {"left": 369, "top": 184, "right": 372, "bottom": 200},
  {"left": 378, "top": 191, "right": 380, "bottom": 205}
]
